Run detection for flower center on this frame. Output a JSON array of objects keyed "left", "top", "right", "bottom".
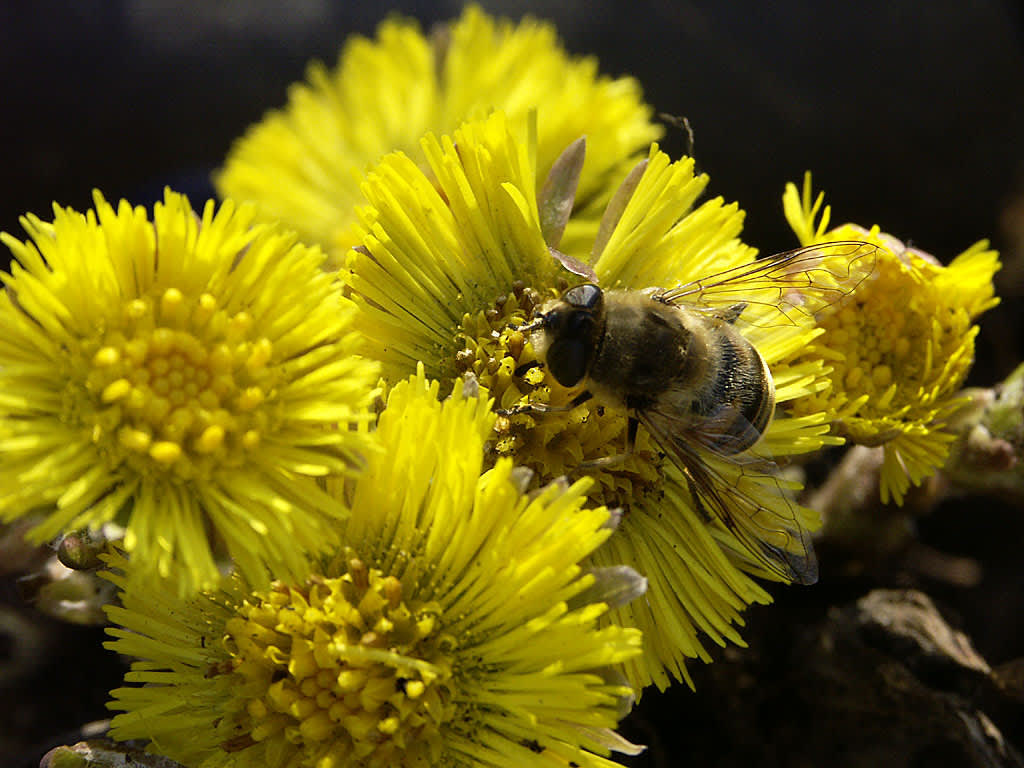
[
  {"left": 80, "top": 288, "right": 275, "bottom": 479},
  {"left": 453, "top": 283, "right": 663, "bottom": 510},
  {"left": 220, "top": 555, "right": 455, "bottom": 766},
  {"left": 791, "top": 253, "right": 975, "bottom": 440}
]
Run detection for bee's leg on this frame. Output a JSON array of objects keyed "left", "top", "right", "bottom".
[
  {"left": 626, "top": 415, "right": 639, "bottom": 452},
  {"left": 497, "top": 390, "right": 592, "bottom": 417},
  {"left": 578, "top": 415, "right": 639, "bottom": 470},
  {"left": 717, "top": 302, "right": 747, "bottom": 324},
  {"left": 511, "top": 316, "right": 546, "bottom": 334}
]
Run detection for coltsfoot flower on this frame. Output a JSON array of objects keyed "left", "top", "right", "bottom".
[
  {"left": 0, "top": 190, "right": 379, "bottom": 594},
  {"left": 345, "top": 111, "right": 841, "bottom": 690},
  {"left": 104, "top": 370, "right": 645, "bottom": 768},
  {"left": 783, "top": 173, "right": 1001, "bottom": 504},
  {"left": 216, "top": 4, "right": 661, "bottom": 267}
]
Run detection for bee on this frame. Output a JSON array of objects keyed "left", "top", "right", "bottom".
[{"left": 511, "top": 241, "right": 877, "bottom": 585}]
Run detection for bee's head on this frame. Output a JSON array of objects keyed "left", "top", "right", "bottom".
[{"left": 524, "top": 283, "right": 604, "bottom": 387}]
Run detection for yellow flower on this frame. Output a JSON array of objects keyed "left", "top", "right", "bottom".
[
  {"left": 104, "top": 370, "right": 644, "bottom": 768},
  {"left": 783, "top": 173, "right": 1000, "bottom": 504},
  {"left": 215, "top": 4, "right": 660, "bottom": 267},
  {"left": 345, "top": 111, "right": 840, "bottom": 690},
  {"left": 0, "top": 190, "right": 379, "bottom": 594}
]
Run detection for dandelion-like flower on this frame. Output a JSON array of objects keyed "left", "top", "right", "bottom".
[
  {"left": 783, "top": 174, "right": 1001, "bottom": 504},
  {"left": 104, "top": 370, "right": 644, "bottom": 768},
  {"left": 345, "top": 111, "right": 841, "bottom": 690},
  {"left": 215, "top": 4, "right": 661, "bottom": 267},
  {"left": 0, "top": 190, "right": 379, "bottom": 594}
]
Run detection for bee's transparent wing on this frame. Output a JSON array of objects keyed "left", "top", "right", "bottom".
[
  {"left": 654, "top": 241, "right": 876, "bottom": 326},
  {"left": 638, "top": 407, "right": 818, "bottom": 585}
]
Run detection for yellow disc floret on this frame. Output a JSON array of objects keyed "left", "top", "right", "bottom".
[
  {"left": 784, "top": 173, "right": 1000, "bottom": 503},
  {"left": 84, "top": 291, "right": 279, "bottom": 479},
  {"left": 104, "top": 373, "right": 644, "bottom": 768},
  {"left": 0, "top": 189, "right": 379, "bottom": 593},
  {"left": 219, "top": 554, "right": 453, "bottom": 766}
]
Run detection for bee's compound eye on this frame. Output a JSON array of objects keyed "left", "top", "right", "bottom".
[
  {"left": 546, "top": 338, "right": 590, "bottom": 387},
  {"left": 563, "top": 283, "right": 603, "bottom": 312},
  {"left": 567, "top": 311, "right": 594, "bottom": 337}
]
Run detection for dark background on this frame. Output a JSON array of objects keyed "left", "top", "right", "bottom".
[
  {"left": 2, "top": 2, "right": 1023, "bottom": 766},
  {"left": 3, "top": 2, "right": 1023, "bottom": 264}
]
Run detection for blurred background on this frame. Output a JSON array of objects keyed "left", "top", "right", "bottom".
[{"left": 1, "top": 2, "right": 1023, "bottom": 766}]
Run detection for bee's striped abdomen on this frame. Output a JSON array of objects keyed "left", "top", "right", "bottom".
[{"left": 691, "top": 325, "right": 775, "bottom": 455}]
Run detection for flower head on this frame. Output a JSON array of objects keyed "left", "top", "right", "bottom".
[
  {"left": 104, "top": 369, "right": 644, "bottom": 768},
  {"left": 215, "top": 4, "right": 661, "bottom": 267},
  {"left": 0, "top": 190, "right": 379, "bottom": 594},
  {"left": 345, "top": 111, "right": 839, "bottom": 690},
  {"left": 783, "top": 173, "right": 1000, "bottom": 504}
]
